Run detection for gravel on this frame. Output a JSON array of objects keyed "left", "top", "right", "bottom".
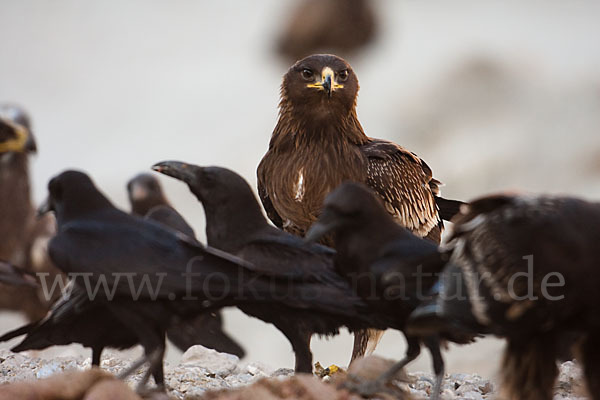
[{"left": 0, "top": 346, "right": 587, "bottom": 399}]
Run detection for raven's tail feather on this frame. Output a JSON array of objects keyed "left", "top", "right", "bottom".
[
  {"left": 436, "top": 197, "right": 466, "bottom": 222},
  {"left": 0, "top": 322, "right": 37, "bottom": 343}
]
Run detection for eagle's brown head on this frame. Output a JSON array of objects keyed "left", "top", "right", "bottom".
[
  {"left": 281, "top": 54, "right": 360, "bottom": 125},
  {"left": 0, "top": 104, "right": 37, "bottom": 155}
]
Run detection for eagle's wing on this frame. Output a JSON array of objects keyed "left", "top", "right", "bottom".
[
  {"left": 361, "top": 139, "right": 442, "bottom": 242},
  {"left": 257, "top": 154, "right": 284, "bottom": 229}
]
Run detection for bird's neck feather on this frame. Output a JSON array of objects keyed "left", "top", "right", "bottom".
[
  {"left": 57, "top": 193, "right": 115, "bottom": 224},
  {"left": 202, "top": 196, "right": 269, "bottom": 253},
  {"left": 0, "top": 154, "right": 33, "bottom": 259},
  {"left": 334, "top": 217, "right": 403, "bottom": 272},
  {"left": 271, "top": 101, "right": 368, "bottom": 149},
  {"left": 132, "top": 195, "right": 169, "bottom": 216}
]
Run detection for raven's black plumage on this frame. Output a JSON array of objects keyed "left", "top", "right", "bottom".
[
  {"left": 3, "top": 170, "right": 336, "bottom": 387},
  {"left": 408, "top": 194, "right": 600, "bottom": 400},
  {"left": 304, "top": 182, "right": 477, "bottom": 398},
  {"left": 154, "top": 161, "right": 383, "bottom": 373},
  {"left": 4, "top": 169, "right": 372, "bottom": 386},
  {"left": 127, "top": 172, "right": 245, "bottom": 358}
]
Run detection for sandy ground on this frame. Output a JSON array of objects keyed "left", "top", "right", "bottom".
[{"left": 1, "top": 0, "right": 599, "bottom": 381}]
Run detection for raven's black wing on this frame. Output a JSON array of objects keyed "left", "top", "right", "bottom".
[
  {"left": 237, "top": 227, "right": 344, "bottom": 288},
  {"left": 145, "top": 205, "right": 196, "bottom": 238},
  {"left": 48, "top": 214, "right": 252, "bottom": 300}
]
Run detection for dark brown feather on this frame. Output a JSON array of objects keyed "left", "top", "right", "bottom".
[{"left": 258, "top": 55, "right": 454, "bottom": 246}]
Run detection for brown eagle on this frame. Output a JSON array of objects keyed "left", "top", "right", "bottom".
[
  {"left": 257, "top": 54, "right": 464, "bottom": 360},
  {"left": 0, "top": 105, "right": 62, "bottom": 322}
]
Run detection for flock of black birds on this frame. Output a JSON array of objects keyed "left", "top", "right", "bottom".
[{"left": 0, "top": 53, "right": 599, "bottom": 400}]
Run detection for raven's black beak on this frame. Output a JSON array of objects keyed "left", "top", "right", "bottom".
[
  {"left": 37, "top": 197, "right": 52, "bottom": 217},
  {"left": 0, "top": 261, "right": 38, "bottom": 287},
  {"left": 152, "top": 161, "right": 196, "bottom": 184},
  {"left": 304, "top": 210, "right": 340, "bottom": 243},
  {"left": 304, "top": 221, "right": 331, "bottom": 243},
  {"left": 407, "top": 263, "right": 489, "bottom": 338}
]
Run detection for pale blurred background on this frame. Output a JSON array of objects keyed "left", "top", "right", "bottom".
[{"left": 1, "top": 0, "right": 599, "bottom": 380}]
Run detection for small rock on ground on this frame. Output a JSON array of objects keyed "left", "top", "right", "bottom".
[{"left": 0, "top": 347, "right": 588, "bottom": 399}]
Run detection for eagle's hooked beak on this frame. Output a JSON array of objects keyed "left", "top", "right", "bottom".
[
  {"left": 0, "top": 119, "right": 33, "bottom": 154},
  {"left": 322, "top": 72, "right": 333, "bottom": 97},
  {"left": 306, "top": 67, "right": 343, "bottom": 97}
]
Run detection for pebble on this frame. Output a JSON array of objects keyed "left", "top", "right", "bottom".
[{"left": 0, "top": 348, "right": 587, "bottom": 399}]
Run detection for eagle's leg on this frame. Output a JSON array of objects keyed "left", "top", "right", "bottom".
[{"left": 350, "top": 328, "right": 384, "bottom": 361}]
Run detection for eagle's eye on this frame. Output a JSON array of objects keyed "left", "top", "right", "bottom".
[
  {"left": 338, "top": 69, "right": 349, "bottom": 82},
  {"left": 301, "top": 68, "right": 314, "bottom": 81}
]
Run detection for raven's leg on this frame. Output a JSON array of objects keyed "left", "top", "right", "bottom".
[
  {"left": 108, "top": 307, "right": 166, "bottom": 389},
  {"left": 292, "top": 331, "right": 313, "bottom": 373},
  {"left": 279, "top": 325, "right": 313, "bottom": 373},
  {"left": 91, "top": 346, "right": 103, "bottom": 366},
  {"left": 343, "top": 336, "right": 421, "bottom": 396},
  {"left": 423, "top": 336, "right": 444, "bottom": 400},
  {"left": 118, "top": 352, "right": 154, "bottom": 380},
  {"left": 149, "top": 333, "right": 166, "bottom": 386},
  {"left": 297, "top": 333, "right": 313, "bottom": 373},
  {"left": 581, "top": 332, "right": 600, "bottom": 398},
  {"left": 139, "top": 344, "right": 165, "bottom": 389}
]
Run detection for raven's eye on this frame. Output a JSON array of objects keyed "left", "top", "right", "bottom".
[
  {"left": 338, "top": 69, "right": 349, "bottom": 82},
  {"left": 301, "top": 68, "right": 314, "bottom": 80},
  {"left": 202, "top": 172, "right": 216, "bottom": 186}
]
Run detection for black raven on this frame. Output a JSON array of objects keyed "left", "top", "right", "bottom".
[
  {"left": 303, "top": 182, "right": 477, "bottom": 398},
  {"left": 127, "top": 172, "right": 245, "bottom": 358},
  {"left": 3, "top": 170, "right": 368, "bottom": 387},
  {"left": 153, "top": 161, "right": 384, "bottom": 373}
]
